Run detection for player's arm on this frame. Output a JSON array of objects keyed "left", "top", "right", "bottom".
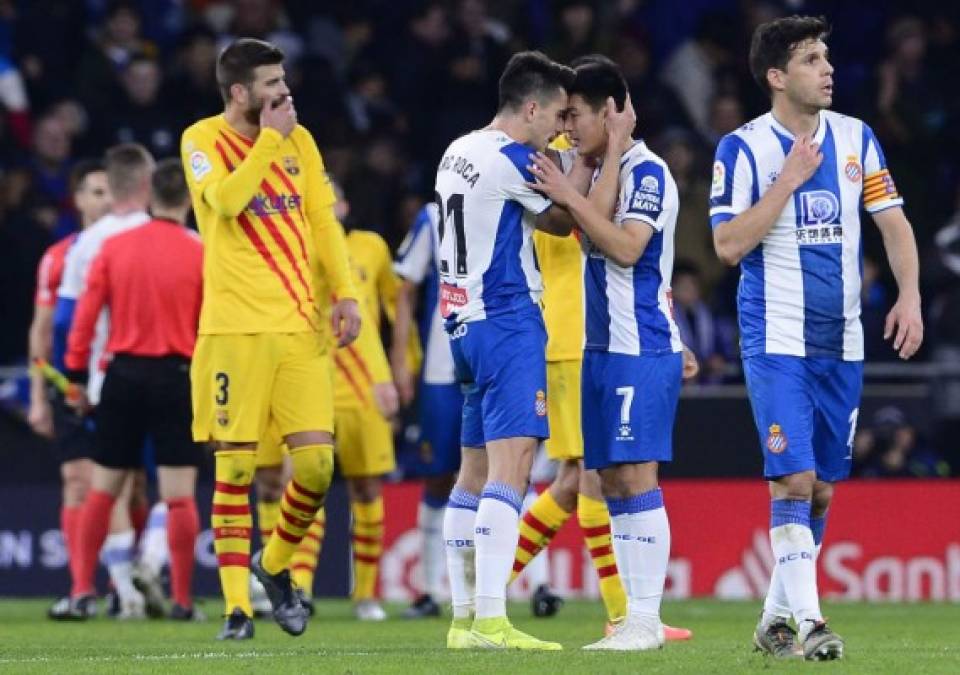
[
  {"left": 711, "top": 135, "right": 822, "bottom": 266},
  {"left": 390, "top": 278, "right": 419, "bottom": 406},
  {"left": 586, "top": 95, "right": 638, "bottom": 220},
  {"left": 390, "top": 211, "right": 433, "bottom": 404},
  {"left": 64, "top": 249, "right": 109, "bottom": 383},
  {"left": 351, "top": 305, "right": 399, "bottom": 417},
  {"left": 27, "top": 303, "right": 55, "bottom": 437},
  {"left": 872, "top": 207, "right": 922, "bottom": 359}
]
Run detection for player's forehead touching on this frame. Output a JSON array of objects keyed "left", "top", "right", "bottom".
[{"left": 496, "top": 50, "right": 574, "bottom": 115}]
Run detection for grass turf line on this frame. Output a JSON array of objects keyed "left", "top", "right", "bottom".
[{"left": 0, "top": 599, "right": 958, "bottom": 674}]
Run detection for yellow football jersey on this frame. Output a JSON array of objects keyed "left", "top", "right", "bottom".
[
  {"left": 326, "top": 230, "right": 395, "bottom": 410},
  {"left": 536, "top": 134, "right": 584, "bottom": 362},
  {"left": 181, "top": 114, "right": 355, "bottom": 335}
]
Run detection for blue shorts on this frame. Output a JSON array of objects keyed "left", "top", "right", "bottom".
[
  {"left": 450, "top": 305, "right": 548, "bottom": 447},
  {"left": 581, "top": 350, "right": 682, "bottom": 470},
  {"left": 415, "top": 382, "right": 464, "bottom": 476},
  {"left": 743, "top": 355, "right": 863, "bottom": 482}
]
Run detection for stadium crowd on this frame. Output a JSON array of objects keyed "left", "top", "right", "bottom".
[{"left": 1, "top": 0, "right": 958, "bottom": 488}]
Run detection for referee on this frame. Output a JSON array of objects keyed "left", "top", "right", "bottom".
[{"left": 65, "top": 158, "right": 205, "bottom": 620}]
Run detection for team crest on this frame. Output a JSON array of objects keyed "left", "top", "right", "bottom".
[
  {"left": 216, "top": 409, "right": 229, "bottom": 427},
  {"left": 535, "top": 390, "right": 547, "bottom": 417},
  {"left": 766, "top": 423, "right": 787, "bottom": 453},
  {"left": 283, "top": 156, "right": 300, "bottom": 175},
  {"left": 844, "top": 156, "right": 862, "bottom": 182}
]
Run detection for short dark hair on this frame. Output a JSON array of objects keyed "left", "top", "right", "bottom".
[
  {"left": 151, "top": 158, "right": 189, "bottom": 209},
  {"left": 104, "top": 143, "right": 154, "bottom": 200},
  {"left": 569, "top": 54, "right": 627, "bottom": 112},
  {"left": 216, "top": 38, "right": 285, "bottom": 105},
  {"left": 749, "top": 15, "right": 831, "bottom": 96},
  {"left": 498, "top": 51, "right": 574, "bottom": 112},
  {"left": 70, "top": 158, "right": 106, "bottom": 193}
]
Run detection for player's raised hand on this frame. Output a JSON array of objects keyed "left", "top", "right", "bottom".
[
  {"left": 260, "top": 95, "right": 297, "bottom": 138},
  {"left": 604, "top": 93, "right": 637, "bottom": 145},
  {"left": 884, "top": 293, "right": 923, "bottom": 359},
  {"left": 372, "top": 381, "right": 400, "bottom": 418},
  {"left": 681, "top": 346, "right": 700, "bottom": 381},
  {"left": 527, "top": 152, "right": 577, "bottom": 206},
  {"left": 779, "top": 134, "right": 823, "bottom": 189},
  {"left": 332, "top": 297, "right": 361, "bottom": 347}
]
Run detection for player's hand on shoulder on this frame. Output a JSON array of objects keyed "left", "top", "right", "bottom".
[
  {"left": 604, "top": 94, "right": 637, "bottom": 146},
  {"left": 681, "top": 346, "right": 700, "bottom": 381},
  {"left": 527, "top": 152, "right": 576, "bottom": 206},
  {"left": 373, "top": 382, "right": 400, "bottom": 418},
  {"left": 884, "top": 292, "right": 923, "bottom": 360},
  {"left": 332, "top": 297, "right": 361, "bottom": 347},
  {"left": 780, "top": 134, "right": 823, "bottom": 190},
  {"left": 260, "top": 95, "right": 297, "bottom": 138}
]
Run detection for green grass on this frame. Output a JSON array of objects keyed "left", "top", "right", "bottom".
[{"left": 0, "top": 599, "right": 958, "bottom": 673}]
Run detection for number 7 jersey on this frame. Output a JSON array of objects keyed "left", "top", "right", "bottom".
[{"left": 433, "top": 129, "right": 552, "bottom": 325}]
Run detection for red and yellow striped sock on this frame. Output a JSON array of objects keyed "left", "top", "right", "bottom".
[
  {"left": 578, "top": 493, "right": 626, "bottom": 622},
  {"left": 257, "top": 499, "right": 280, "bottom": 545},
  {"left": 510, "top": 489, "right": 571, "bottom": 583},
  {"left": 262, "top": 444, "right": 333, "bottom": 575},
  {"left": 290, "top": 507, "right": 326, "bottom": 597},
  {"left": 212, "top": 450, "right": 255, "bottom": 617},
  {"left": 351, "top": 498, "right": 384, "bottom": 601}
]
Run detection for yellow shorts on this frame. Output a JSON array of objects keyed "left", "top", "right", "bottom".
[
  {"left": 335, "top": 406, "right": 396, "bottom": 478},
  {"left": 255, "top": 418, "right": 286, "bottom": 469},
  {"left": 545, "top": 359, "right": 583, "bottom": 460},
  {"left": 191, "top": 332, "right": 333, "bottom": 443}
]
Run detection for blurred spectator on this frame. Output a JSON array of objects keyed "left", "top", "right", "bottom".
[
  {"left": 852, "top": 406, "right": 949, "bottom": 478},
  {"left": 928, "top": 211, "right": 960, "bottom": 476},
  {"left": 658, "top": 128, "right": 725, "bottom": 291},
  {"left": 612, "top": 33, "right": 691, "bottom": 142},
  {"left": 860, "top": 256, "right": 894, "bottom": 362},
  {"left": 0, "top": 54, "right": 30, "bottom": 148},
  {"left": 76, "top": 1, "right": 157, "bottom": 114},
  {"left": 660, "top": 11, "right": 737, "bottom": 140},
  {"left": 546, "top": 0, "right": 607, "bottom": 65},
  {"left": 671, "top": 260, "right": 736, "bottom": 383},
  {"left": 211, "top": 0, "right": 304, "bottom": 67},
  {"left": 704, "top": 93, "right": 744, "bottom": 146},
  {"left": 344, "top": 62, "right": 404, "bottom": 138},
  {"left": 93, "top": 56, "right": 178, "bottom": 158},
  {"left": 343, "top": 136, "right": 410, "bottom": 247},
  {"left": 20, "top": 114, "right": 76, "bottom": 237},
  {"left": 165, "top": 27, "right": 223, "bottom": 128}
]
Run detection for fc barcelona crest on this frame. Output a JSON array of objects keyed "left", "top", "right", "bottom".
[{"left": 283, "top": 156, "right": 300, "bottom": 175}]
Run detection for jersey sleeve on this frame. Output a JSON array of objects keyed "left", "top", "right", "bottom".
[
  {"left": 709, "top": 134, "right": 755, "bottom": 228},
  {"left": 302, "top": 130, "right": 357, "bottom": 301},
  {"left": 393, "top": 206, "right": 435, "bottom": 284},
  {"left": 181, "top": 122, "right": 284, "bottom": 218},
  {"left": 620, "top": 160, "right": 667, "bottom": 231},
  {"left": 64, "top": 247, "right": 109, "bottom": 373},
  {"left": 860, "top": 123, "right": 904, "bottom": 213},
  {"left": 498, "top": 143, "right": 552, "bottom": 215},
  {"left": 374, "top": 236, "right": 400, "bottom": 324},
  {"left": 57, "top": 237, "right": 86, "bottom": 299},
  {"left": 35, "top": 247, "right": 57, "bottom": 307}
]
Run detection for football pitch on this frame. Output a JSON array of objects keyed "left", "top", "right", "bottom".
[{"left": 0, "top": 599, "right": 957, "bottom": 673}]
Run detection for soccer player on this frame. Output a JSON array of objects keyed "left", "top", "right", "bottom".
[
  {"left": 54, "top": 144, "right": 156, "bottom": 619},
  {"left": 28, "top": 159, "right": 110, "bottom": 620},
  {"left": 289, "top": 179, "right": 401, "bottom": 621},
  {"left": 392, "top": 202, "right": 464, "bottom": 619},
  {"left": 528, "top": 56, "right": 698, "bottom": 650},
  {"left": 709, "top": 16, "right": 922, "bottom": 660},
  {"left": 436, "top": 51, "right": 579, "bottom": 651},
  {"left": 65, "top": 158, "right": 205, "bottom": 621},
  {"left": 181, "top": 38, "right": 360, "bottom": 640}
]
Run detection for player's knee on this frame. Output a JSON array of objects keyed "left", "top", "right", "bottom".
[
  {"left": 811, "top": 481, "right": 834, "bottom": 516},
  {"left": 216, "top": 450, "right": 256, "bottom": 486},
  {"left": 62, "top": 476, "right": 88, "bottom": 506},
  {"left": 291, "top": 446, "right": 334, "bottom": 495},
  {"left": 773, "top": 471, "right": 816, "bottom": 501}
]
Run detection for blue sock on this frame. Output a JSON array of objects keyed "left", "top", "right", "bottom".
[{"left": 810, "top": 513, "right": 827, "bottom": 547}]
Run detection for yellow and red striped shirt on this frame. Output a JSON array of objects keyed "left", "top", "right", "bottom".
[{"left": 181, "top": 114, "right": 355, "bottom": 335}]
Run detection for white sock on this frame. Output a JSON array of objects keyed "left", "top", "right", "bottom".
[
  {"left": 519, "top": 488, "right": 550, "bottom": 588},
  {"left": 608, "top": 488, "right": 670, "bottom": 621},
  {"left": 101, "top": 530, "right": 137, "bottom": 599},
  {"left": 138, "top": 502, "right": 168, "bottom": 576},
  {"left": 761, "top": 565, "right": 791, "bottom": 626},
  {"left": 418, "top": 497, "right": 447, "bottom": 599},
  {"left": 473, "top": 482, "right": 522, "bottom": 620},
  {"left": 444, "top": 487, "right": 479, "bottom": 620},
  {"left": 769, "top": 499, "right": 822, "bottom": 626}
]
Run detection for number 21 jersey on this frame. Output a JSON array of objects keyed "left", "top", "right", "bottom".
[{"left": 433, "top": 129, "right": 552, "bottom": 325}]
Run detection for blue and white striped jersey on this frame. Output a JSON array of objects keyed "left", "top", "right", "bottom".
[
  {"left": 433, "top": 129, "right": 551, "bottom": 324},
  {"left": 709, "top": 110, "right": 903, "bottom": 361},
  {"left": 393, "top": 204, "right": 455, "bottom": 385},
  {"left": 583, "top": 140, "right": 683, "bottom": 355}
]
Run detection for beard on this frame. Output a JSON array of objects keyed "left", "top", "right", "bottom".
[{"left": 244, "top": 93, "right": 288, "bottom": 126}]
